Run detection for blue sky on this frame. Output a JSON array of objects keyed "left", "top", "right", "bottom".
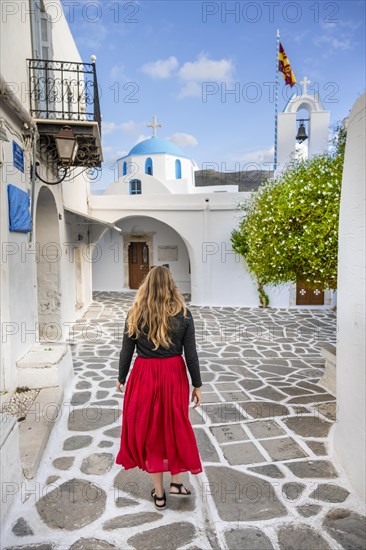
[{"left": 61, "top": 0, "right": 365, "bottom": 190}]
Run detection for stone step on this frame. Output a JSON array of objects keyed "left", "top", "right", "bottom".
[
  {"left": 82, "top": 302, "right": 104, "bottom": 320},
  {"left": 19, "top": 386, "right": 64, "bottom": 479},
  {"left": 318, "top": 345, "right": 336, "bottom": 395},
  {"left": 0, "top": 409, "right": 23, "bottom": 523},
  {"left": 16, "top": 344, "right": 73, "bottom": 389}
]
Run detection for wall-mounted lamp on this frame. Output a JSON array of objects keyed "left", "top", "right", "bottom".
[
  {"left": 32, "top": 126, "right": 78, "bottom": 185},
  {"left": 55, "top": 125, "right": 78, "bottom": 166}
]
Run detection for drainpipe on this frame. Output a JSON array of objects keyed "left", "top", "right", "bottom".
[{"left": 28, "top": 127, "right": 39, "bottom": 243}]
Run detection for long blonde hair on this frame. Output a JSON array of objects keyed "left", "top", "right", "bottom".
[{"left": 126, "top": 266, "right": 187, "bottom": 350}]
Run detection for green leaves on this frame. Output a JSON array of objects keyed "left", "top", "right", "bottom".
[{"left": 231, "top": 126, "right": 346, "bottom": 290}]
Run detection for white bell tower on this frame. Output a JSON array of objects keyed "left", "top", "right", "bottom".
[{"left": 276, "top": 76, "right": 330, "bottom": 173}]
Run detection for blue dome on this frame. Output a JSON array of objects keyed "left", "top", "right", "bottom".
[{"left": 127, "top": 137, "right": 185, "bottom": 157}]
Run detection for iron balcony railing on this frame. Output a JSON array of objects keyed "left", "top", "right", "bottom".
[{"left": 28, "top": 59, "right": 101, "bottom": 132}]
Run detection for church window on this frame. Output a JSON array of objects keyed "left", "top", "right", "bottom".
[
  {"left": 175, "top": 159, "right": 182, "bottom": 179},
  {"left": 129, "top": 179, "right": 142, "bottom": 194},
  {"left": 145, "top": 157, "right": 153, "bottom": 175},
  {"left": 122, "top": 161, "right": 127, "bottom": 176}
]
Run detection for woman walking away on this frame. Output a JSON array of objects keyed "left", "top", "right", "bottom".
[{"left": 115, "top": 266, "right": 203, "bottom": 510}]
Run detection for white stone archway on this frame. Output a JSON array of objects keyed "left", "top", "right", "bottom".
[
  {"left": 92, "top": 215, "right": 192, "bottom": 296},
  {"left": 35, "top": 186, "right": 62, "bottom": 341}
]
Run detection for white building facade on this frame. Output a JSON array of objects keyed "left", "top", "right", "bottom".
[
  {"left": 91, "top": 131, "right": 294, "bottom": 306},
  {"left": 0, "top": 0, "right": 104, "bottom": 522}
]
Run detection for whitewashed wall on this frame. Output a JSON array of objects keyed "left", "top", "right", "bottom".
[
  {"left": 0, "top": 130, "right": 37, "bottom": 391},
  {"left": 0, "top": 1, "right": 33, "bottom": 105},
  {"left": 105, "top": 173, "right": 173, "bottom": 195},
  {"left": 119, "top": 153, "right": 196, "bottom": 185},
  {"left": 334, "top": 93, "right": 365, "bottom": 501},
  {"left": 0, "top": 0, "right": 93, "bottom": 391},
  {"left": 92, "top": 230, "right": 124, "bottom": 291},
  {"left": 89, "top": 192, "right": 292, "bottom": 307}
]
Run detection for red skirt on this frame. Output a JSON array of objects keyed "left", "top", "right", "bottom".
[{"left": 115, "top": 355, "right": 203, "bottom": 475}]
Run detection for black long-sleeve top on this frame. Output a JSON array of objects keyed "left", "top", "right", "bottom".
[{"left": 118, "top": 307, "right": 202, "bottom": 388}]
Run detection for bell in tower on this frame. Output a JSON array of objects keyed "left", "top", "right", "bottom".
[{"left": 296, "top": 120, "right": 308, "bottom": 143}]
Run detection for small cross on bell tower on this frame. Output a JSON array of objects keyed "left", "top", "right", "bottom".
[
  {"left": 146, "top": 115, "right": 162, "bottom": 137},
  {"left": 300, "top": 76, "right": 311, "bottom": 95}
]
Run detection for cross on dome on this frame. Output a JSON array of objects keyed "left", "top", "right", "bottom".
[
  {"left": 146, "top": 115, "right": 162, "bottom": 137},
  {"left": 300, "top": 76, "right": 311, "bottom": 95}
]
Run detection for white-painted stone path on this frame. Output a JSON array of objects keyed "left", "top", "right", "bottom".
[{"left": 1, "top": 292, "right": 365, "bottom": 550}]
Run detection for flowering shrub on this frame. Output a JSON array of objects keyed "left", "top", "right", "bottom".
[{"left": 231, "top": 125, "right": 346, "bottom": 290}]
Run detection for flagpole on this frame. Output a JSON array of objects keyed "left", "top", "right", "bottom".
[{"left": 273, "top": 28, "right": 280, "bottom": 174}]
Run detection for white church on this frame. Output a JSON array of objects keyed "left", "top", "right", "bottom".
[{"left": 91, "top": 90, "right": 333, "bottom": 308}]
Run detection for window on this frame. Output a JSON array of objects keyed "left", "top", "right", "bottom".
[
  {"left": 122, "top": 161, "right": 127, "bottom": 176},
  {"left": 145, "top": 157, "right": 153, "bottom": 175},
  {"left": 129, "top": 179, "right": 142, "bottom": 195},
  {"left": 31, "top": 0, "right": 53, "bottom": 60},
  {"left": 30, "top": 1, "right": 54, "bottom": 116},
  {"left": 175, "top": 159, "right": 182, "bottom": 179}
]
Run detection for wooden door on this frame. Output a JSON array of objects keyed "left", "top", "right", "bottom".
[
  {"left": 128, "top": 242, "right": 149, "bottom": 289},
  {"left": 296, "top": 279, "right": 324, "bottom": 305}
]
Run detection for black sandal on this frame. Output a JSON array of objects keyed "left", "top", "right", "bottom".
[
  {"left": 151, "top": 488, "right": 166, "bottom": 509},
  {"left": 169, "top": 482, "right": 191, "bottom": 497}
]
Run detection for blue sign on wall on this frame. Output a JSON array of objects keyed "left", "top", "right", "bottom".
[
  {"left": 7, "top": 184, "right": 32, "bottom": 233},
  {"left": 13, "top": 141, "right": 24, "bottom": 173}
]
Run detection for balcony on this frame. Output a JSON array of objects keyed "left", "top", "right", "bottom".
[{"left": 28, "top": 58, "right": 103, "bottom": 168}]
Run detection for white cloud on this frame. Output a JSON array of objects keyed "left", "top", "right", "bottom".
[
  {"left": 314, "top": 19, "right": 360, "bottom": 56},
  {"left": 177, "top": 53, "right": 234, "bottom": 99},
  {"left": 141, "top": 56, "right": 178, "bottom": 79},
  {"left": 168, "top": 133, "right": 198, "bottom": 148},
  {"left": 178, "top": 81, "right": 202, "bottom": 99},
  {"left": 102, "top": 120, "right": 143, "bottom": 136},
  {"left": 179, "top": 53, "right": 234, "bottom": 83},
  {"left": 121, "top": 120, "right": 142, "bottom": 134},
  {"left": 102, "top": 122, "right": 120, "bottom": 135},
  {"left": 139, "top": 52, "right": 235, "bottom": 98},
  {"left": 102, "top": 147, "right": 128, "bottom": 165},
  {"left": 315, "top": 34, "right": 351, "bottom": 51}
]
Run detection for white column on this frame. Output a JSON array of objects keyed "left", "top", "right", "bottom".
[
  {"left": 334, "top": 93, "right": 365, "bottom": 501},
  {"left": 309, "top": 111, "right": 330, "bottom": 156},
  {"left": 277, "top": 111, "right": 297, "bottom": 173}
]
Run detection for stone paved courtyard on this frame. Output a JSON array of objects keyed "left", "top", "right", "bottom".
[{"left": 2, "top": 291, "right": 366, "bottom": 550}]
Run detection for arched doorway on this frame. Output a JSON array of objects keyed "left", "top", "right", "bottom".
[
  {"left": 35, "top": 186, "right": 61, "bottom": 341},
  {"left": 92, "top": 215, "right": 191, "bottom": 296}
]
